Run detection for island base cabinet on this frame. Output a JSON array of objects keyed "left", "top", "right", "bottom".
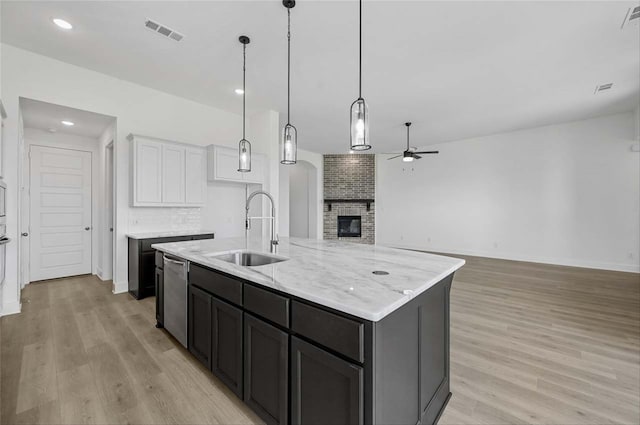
[
  {"left": 291, "top": 337, "right": 363, "bottom": 425},
  {"left": 211, "top": 297, "right": 243, "bottom": 398},
  {"left": 188, "top": 285, "right": 212, "bottom": 369},
  {"left": 244, "top": 314, "right": 288, "bottom": 425}
]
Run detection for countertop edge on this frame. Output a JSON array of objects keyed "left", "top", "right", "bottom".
[{"left": 126, "top": 230, "right": 215, "bottom": 239}]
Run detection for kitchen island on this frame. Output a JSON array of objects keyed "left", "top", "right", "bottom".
[{"left": 152, "top": 237, "right": 464, "bottom": 425}]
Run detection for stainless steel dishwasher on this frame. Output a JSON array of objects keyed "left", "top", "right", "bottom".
[{"left": 163, "top": 254, "right": 188, "bottom": 347}]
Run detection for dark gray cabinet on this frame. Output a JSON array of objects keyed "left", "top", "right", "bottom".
[
  {"left": 188, "top": 285, "right": 212, "bottom": 369},
  {"left": 183, "top": 262, "right": 454, "bottom": 425},
  {"left": 244, "top": 313, "right": 288, "bottom": 425},
  {"left": 155, "top": 265, "right": 164, "bottom": 327},
  {"left": 128, "top": 233, "right": 213, "bottom": 299},
  {"left": 211, "top": 296, "right": 243, "bottom": 398},
  {"left": 291, "top": 336, "right": 363, "bottom": 425}
]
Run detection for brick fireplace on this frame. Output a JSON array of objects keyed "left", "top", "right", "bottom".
[{"left": 323, "top": 154, "right": 375, "bottom": 244}]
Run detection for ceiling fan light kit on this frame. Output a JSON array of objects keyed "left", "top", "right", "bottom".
[
  {"left": 281, "top": 0, "right": 298, "bottom": 165},
  {"left": 238, "top": 35, "right": 252, "bottom": 172},
  {"left": 388, "top": 122, "right": 439, "bottom": 162}
]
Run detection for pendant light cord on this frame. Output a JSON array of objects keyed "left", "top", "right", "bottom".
[
  {"left": 287, "top": 8, "right": 291, "bottom": 125},
  {"left": 359, "top": 0, "right": 362, "bottom": 98},
  {"left": 243, "top": 43, "right": 246, "bottom": 140}
]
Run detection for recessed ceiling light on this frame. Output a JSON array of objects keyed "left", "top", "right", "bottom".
[
  {"left": 61, "top": 120, "right": 75, "bottom": 126},
  {"left": 235, "top": 88, "right": 244, "bottom": 95},
  {"left": 52, "top": 18, "right": 73, "bottom": 30}
]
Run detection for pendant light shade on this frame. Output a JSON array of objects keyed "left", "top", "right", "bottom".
[
  {"left": 238, "top": 138, "right": 251, "bottom": 171},
  {"left": 282, "top": 124, "right": 297, "bottom": 164},
  {"left": 281, "top": 0, "right": 298, "bottom": 165},
  {"left": 238, "top": 35, "right": 252, "bottom": 172},
  {"left": 349, "top": 0, "right": 371, "bottom": 151},
  {"left": 350, "top": 98, "right": 369, "bottom": 150}
]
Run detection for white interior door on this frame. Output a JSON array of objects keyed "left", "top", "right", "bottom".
[{"left": 30, "top": 146, "right": 92, "bottom": 281}]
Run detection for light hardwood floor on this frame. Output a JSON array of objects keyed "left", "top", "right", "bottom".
[{"left": 1, "top": 256, "right": 638, "bottom": 424}]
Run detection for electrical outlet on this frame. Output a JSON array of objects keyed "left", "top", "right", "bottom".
[
  {"left": 628, "top": 252, "right": 634, "bottom": 259},
  {"left": 493, "top": 242, "right": 498, "bottom": 249},
  {"left": 400, "top": 235, "right": 404, "bottom": 241},
  {"left": 427, "top": 237, "right": 431, "bottom": 243}
]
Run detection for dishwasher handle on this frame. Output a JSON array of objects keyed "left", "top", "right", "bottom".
[{"left": 164, "top": 256, "right": 186, "bottom": 266}]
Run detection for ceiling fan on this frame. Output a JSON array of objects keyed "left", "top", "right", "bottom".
[{"left": 387, "top": 122, "right": 439, "bottom": 162}]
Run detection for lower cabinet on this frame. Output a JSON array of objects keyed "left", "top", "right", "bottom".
[
  {"left": 211, "top": 296, "right": 243, "bottom": 398},
  {"left": 244, "top": 313, "right": 289, "bottom": 425},
  {"left": 188, "top": 285, "right": 212, "bottom": 369},
  {"left": 290, "top": 336, "right": 363, "bottom": 425}
]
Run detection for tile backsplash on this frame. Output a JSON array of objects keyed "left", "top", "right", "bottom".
[{"left": 128, "top": 207, "right": 202, "bottom": 233}]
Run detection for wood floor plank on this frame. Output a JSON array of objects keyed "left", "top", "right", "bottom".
[{"left": 1, "top": 255, "right": 638, "bottom": 425}]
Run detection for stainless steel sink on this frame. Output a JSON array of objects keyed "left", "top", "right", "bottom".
[{"left": 210, "top": 250, "right": 288, "bottom": 267}]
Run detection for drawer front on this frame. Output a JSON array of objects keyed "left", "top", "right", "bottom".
[
  {"left": 291, "top": 301, "right": 364, "bottom": 363},
  {"left": 189, "top": 264, "right": 242, "bottom": 306},
  {"left": 155, "top": 250, "right": 164, "bottom": 269},
  {"left": 244, "top": 284, "right": 290, "bottom": 328}
]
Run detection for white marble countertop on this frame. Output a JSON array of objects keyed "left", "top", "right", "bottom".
[
  {"left": 152, "top": 237, "right": 465, "bottom": 322},
  {"left": 126, "top": 229, "right": 215, "bottom": 240}
]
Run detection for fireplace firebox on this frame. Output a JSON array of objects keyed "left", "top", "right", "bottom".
[{"left": 337, "top": 215, "right": 362, "bottom": 238}]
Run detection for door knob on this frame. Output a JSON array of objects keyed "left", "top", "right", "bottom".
[
  {"left": 85, "top": 227, "right": 91, "bottom": 231},
  {"left": 21, "top": 232, "right": 28, "bottom": 237},
  {"left": 109, "top": 227, "right": 113, "bottom": 232}
]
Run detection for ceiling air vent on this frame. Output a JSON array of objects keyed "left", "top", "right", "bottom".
[
  {"left": 621, "top": 6, "right": 640, "bottom": 29},
  {"left": 594, "top": 83, "right": 613, "bottom": 94},
  {"left": 144, "top": 19, "right": 184, "bottom": 42}
]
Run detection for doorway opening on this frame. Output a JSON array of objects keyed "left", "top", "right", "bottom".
[
  {"left": 289, "top": 160, "right": 318, "bottom": 238},
  {"left": 18, "top": 98, "right": 116, "bottom": 284}
]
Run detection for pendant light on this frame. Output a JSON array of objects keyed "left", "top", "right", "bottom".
[
  {"left": 238, "top": 35, "right": 252, "bottom": 172},
  {"left": 350, "top": 0, "right": 371, "bottom": 151},
  {"left": 281, "top": 0, "right": 297, "bottom": 165}
]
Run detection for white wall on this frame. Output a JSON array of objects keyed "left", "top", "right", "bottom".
[
  {"left": 377, "top": 112, "right": 640, "bottom": 273},
  {"left": 1, "top": 44, "right": 279, "bottom": 314},
  {"left": 289, "top": 164, "right": 310, "bottom": 238}
]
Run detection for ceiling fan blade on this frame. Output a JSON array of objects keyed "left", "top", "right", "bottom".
[
  {"left": 387, "top": 154, "right": 402, "bottom": 160},
  {"left": 413, "top": 154, "right": 422, "bottom": 160},
  {"left": 413, "top": 150, "right": 439, "bottom": 154}
]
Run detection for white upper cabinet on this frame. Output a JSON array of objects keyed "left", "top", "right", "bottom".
[
  {"left": 185, "top": 148, "right": 205, "bottom": 204},
  {"left": 207, "top": 145, "right": 266, "bottom": 184},
  {"left": 134, "top": 138, "right": 163, "bottom": 204},
  {"left": 130, "top": 135, "right": 205, "bottom": 207},
  {"left": 162, "top": 144, "right": 186, "bottom": 204}
]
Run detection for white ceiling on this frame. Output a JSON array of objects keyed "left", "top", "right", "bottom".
[
  {"left": 3, "top": 1, "right": 639, "bottom": 153},
  {"left": 20, "top": 98, "right": 115, "bottom": 138}
]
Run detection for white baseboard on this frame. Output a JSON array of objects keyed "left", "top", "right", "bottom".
[
  {"left": 0, "top": 300, "right": 22, "bottom": 317},
  {"left": 380, "top": 242, "right": 640, "bottom": 273},
  {"left": 112, "top": 280, "right": 128, "bottom": 294}
]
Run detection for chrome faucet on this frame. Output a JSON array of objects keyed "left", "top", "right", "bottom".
[{"left": 246, "top": 190, "right": 279, "bottom": 253}]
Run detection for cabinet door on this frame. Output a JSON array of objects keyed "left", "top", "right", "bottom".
[
  {"left": 244, "top": 314, "right": 288, "bottom": 425},
  {"left": 214, "top": 146, "right": 244, "bottom": 182},
  {"left": 291, "top": 337, "right": 363, "bottom": 425},
  {"left": 162, "top": 144, "right": 186, "bottom": 204},
  {"left": 188, "top": 285, "right": 212, "bottom": 369},
  {"left": 155, "top": 266, "right": 164, "bottom": 327},
  {"left": 243, "top": 153, "right": 264, "bottom": 184},
  {"left": 212, "top": 296, "right": 243, "bottom": 398},
  {"left": 135, "top": 139, "right": 162, "bottom": 204},
  {"left": 185, "top": 148, "right": 205, "bottom": 204}
]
